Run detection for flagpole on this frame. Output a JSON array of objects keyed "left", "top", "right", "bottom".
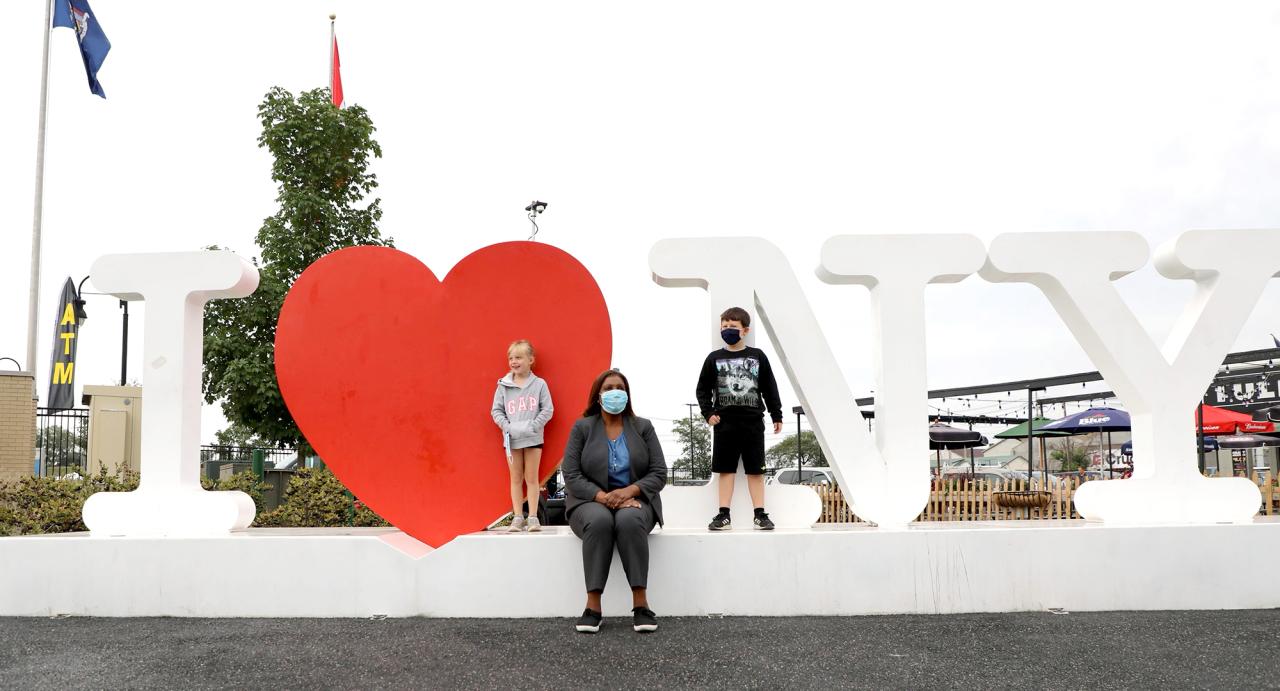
[
  {"left": 329, "top": 14, "right": 336, "bottom": 97},
  {"left": 27, "top": 0, "right": 55, "bottom": 381}
]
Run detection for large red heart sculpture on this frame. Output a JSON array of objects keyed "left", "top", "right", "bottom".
[{"left": 275, "top": 243, "right": 612, "bottom": 547}]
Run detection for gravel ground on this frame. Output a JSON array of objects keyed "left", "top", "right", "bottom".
[{"left": 2, "top": 610, "right": 1279, "bottom": 690}]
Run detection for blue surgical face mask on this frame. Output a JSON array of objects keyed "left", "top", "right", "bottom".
[
  {"left": 600, "top": 389, "right": 629, "bottom": 414},
  {"left": 721, "top": 328, "right": 742, "bottom": 345}
]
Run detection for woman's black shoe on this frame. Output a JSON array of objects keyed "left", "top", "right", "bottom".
[
  {"left": 632, "top": 606, "right": 658, "bottom": 632},
  {"left": 575, "top": 608, "right": 603, "bottom": 633}
]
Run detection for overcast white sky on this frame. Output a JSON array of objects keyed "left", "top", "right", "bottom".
[{"left": 3, "top": 1, "right": 1280, "bottom": 457}]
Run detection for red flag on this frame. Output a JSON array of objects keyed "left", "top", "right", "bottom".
[{"left": 330, "top": 34, "right": 344, "bottom": 107}]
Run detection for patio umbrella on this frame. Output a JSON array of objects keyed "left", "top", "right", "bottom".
[
  {"left": 1216, "top": 433, "right": 1280, "bottom": 476},
  {"left": 928, "top": 423, "right": 987, "bottom": 476},
  {"left": 1196, "top": 404, "right": 1275, "bottom": 435},
  {"left": 994, "top": 418, "right": 1071, "bottom": 439},
  {"left": 1041, "top": 407, "right": 1131, "bottom": 476},
  {"left": 1216, "top": 433, "right": 1280, "bottom": 449}
]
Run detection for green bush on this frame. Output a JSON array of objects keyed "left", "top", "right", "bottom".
[
  {"left": 0, "top": 465, "right": 138, "bottom": 536},
  {"left": 201, "top": 471, "right": 272, "bottom": 516},
  {"left": 256, "top": 468, "right": 389, "bottom": 528},
  {"left": 0, "top": 465, "right": 388, "bottom": 535}
]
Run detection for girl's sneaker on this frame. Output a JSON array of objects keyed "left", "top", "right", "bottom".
[
  {"left": 526, "top": 517, "right": 542, "bottom": 532},
  {"left": 507, "top": 516, "right": 526, "bottom": 532}
]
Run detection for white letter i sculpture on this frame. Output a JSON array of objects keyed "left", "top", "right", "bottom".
[{"left": 82, "top": 251, "right": 260, "bottom": 537}]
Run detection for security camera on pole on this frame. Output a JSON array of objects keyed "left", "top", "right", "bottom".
[{"left": 525, "top": 201, "right": 548, "bottom": 241}]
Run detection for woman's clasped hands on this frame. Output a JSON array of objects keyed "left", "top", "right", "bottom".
[{"left": 595, "top": 487, "right": 642, "bottom": 510}]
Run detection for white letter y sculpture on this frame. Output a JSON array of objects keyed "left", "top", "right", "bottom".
[{"left": 982, "top": 230, "right": 1280, "bottom": 524}]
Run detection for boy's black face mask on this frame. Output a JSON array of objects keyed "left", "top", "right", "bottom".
[{"left": 721, "top": 328, "right": 742, "bottom": 345}]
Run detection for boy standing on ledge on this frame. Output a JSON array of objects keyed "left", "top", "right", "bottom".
[{"left": 696, "top": 307, "right": 784, "bottom": 531}]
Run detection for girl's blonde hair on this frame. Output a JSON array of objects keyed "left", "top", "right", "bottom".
[{"left": 508, "top": 339, "right": 535, "bottom": 358}]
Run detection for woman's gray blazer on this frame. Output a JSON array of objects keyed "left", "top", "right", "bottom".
[{"left": 561, "top": 415, "right": 666, "bottom": 525}]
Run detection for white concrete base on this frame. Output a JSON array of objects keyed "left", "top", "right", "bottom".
[
  {"left": 4, "top": 520, "right": 1280, "bottom": 617},
  {"left": 82, "top": 488, "right": 257, "bottom": 537}
]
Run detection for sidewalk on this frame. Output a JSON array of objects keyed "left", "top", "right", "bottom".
[{"left": 2, "top": 610, "right": 1278, "bottom": 689}]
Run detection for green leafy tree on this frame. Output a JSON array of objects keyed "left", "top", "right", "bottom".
[
  {"left": 36, "top": 422, "right": 87, "bottom": 473},
  {"left": 671, "top": 418, "right": 712, "bottom": 480},
  {"left": 212, "top": 421, "right": 270, "bottom": 449},
  {"left": 1050, "top": 436, "right": 1091, "bottom": 471},
  {"left": 766, "top": 430, "right": 828, "bottom": 469},
  {"left": 203, "top": 87, "right": 393, "bottom": 450}
]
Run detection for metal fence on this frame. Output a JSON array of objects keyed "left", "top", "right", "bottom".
[
  {"left": 35, "top": 407, "right": 89, "bottom": 478},
  {"left": 200, "top": 445, "right": 298, "bottom": 476}
]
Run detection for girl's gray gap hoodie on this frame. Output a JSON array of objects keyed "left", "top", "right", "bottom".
[{"left": 491, "top": 372, "right": 554, "bottom": 451}]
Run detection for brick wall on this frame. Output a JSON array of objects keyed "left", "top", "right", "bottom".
[{"left": 0, "top": 372, "right": 37, "bottom": 482}]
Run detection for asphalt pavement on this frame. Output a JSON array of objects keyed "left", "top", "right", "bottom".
[{"left": 2, "top": 610, "right": 1279, "bottom": 689}]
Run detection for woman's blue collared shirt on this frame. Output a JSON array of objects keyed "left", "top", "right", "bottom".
[{"left": 606, "top": 434, "right": 631, "bottom": 489}]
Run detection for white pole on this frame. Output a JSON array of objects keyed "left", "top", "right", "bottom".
[
  {"left": 329, "top": 13, "right": 336, "bottom": 97},
  {"left": 27, "top": 0, "right": 54, "bottom": 382}
]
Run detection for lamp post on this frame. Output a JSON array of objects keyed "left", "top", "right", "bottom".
[
  {"left": 792, "top": 406, "right": 805, "bottom": 480},
  {"left": 75, "top": 276, "right": 130, "bottom": 386},
  {"left": 1026, "top": 386, "right": 1045, "bottom": 491},
  {"left": 685, "top": 403, "right": 700, "bottom": 483},
  {"left": 1197, "top": 400, "right": 1207, "bottom": 474}
]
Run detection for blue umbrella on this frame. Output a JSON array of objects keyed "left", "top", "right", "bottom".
[
  {"left": 1042, "top": 407, "right": 1131, "bottom": 475},
  {"left": 1041, "top": 406, "right": 1132, "bottom": 432}
]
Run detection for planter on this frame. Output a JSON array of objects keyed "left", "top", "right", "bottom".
[{"left": 992, "top": 490, "right": 1052, "bottom": 509}]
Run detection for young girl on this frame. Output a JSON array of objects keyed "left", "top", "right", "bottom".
[{"left": 491, "top": 340, "right": 554, "bottom": 532}]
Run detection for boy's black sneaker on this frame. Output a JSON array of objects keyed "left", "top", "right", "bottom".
[
  {"left": 575, "top": 608, "right": 602, "bottom": 633},
  {"left": 632, "top": 606, "right": 658, "bottom": 632},
  {"left": 753, "top": 512, "right": 776, "bottom": 531},
  {"left": 707, "top": 512, "right": 731, "bottom": 531}
]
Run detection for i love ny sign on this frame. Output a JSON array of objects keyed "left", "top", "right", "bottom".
[{"left": 81, "top": 230, "right": 1280, "bottom": 545}]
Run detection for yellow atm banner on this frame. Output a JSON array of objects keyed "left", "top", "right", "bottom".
[{"left": 47, "top": 277, "right": 82, "bottom": 409}]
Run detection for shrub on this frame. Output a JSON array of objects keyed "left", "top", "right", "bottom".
[
  {"left": 201, "top": 471, "right": 272, "bottom": 515},
  {"left": 0, "top": 465, "right": 138, "bottom": 536},
  {"left": 0, "top": 465, "right": 388, "bottom": 535},
  {"left": 256, "top": 468, "right": 388, "bottom": 528}
]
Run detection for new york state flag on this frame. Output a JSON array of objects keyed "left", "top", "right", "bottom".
[{"left": 52, "top": 0, "right": 112, "bottom": 98}]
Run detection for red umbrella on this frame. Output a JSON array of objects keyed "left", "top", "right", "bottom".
[{"left": 1196, "top": 404, "right": 1275, "bottom": 435}]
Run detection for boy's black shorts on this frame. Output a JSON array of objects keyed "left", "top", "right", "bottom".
[{"left": 711, "top": 415, "right": 766, "bottom": 475}]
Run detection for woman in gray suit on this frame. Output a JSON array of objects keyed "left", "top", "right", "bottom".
[{"left": 562, "top": 368, "right": 666, "bottom": 634}]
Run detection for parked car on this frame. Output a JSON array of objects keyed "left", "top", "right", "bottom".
[
  {"left": 939, "top": 468, "right": 1019, "bottom": 485},
  {"left": 535, "top": 469, "right": 566, "bottom": 526},
  {"left": 940, "top": 468, "right": 1062, "bottom": 488},
  {"left": 768, "top": 467, "right": 839, "bottom": 488},
  {"left": 1053, "top": 470, "right": 1108, "bottom": 482}
]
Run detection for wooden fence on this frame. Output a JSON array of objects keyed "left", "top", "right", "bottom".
[{"left": 813, "top": 472, "right": 1280, "bottom": 523}]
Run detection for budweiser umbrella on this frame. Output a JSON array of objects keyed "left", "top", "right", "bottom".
[{"left": 1196, "top": 404, "right": 1275, "bottom": 435}]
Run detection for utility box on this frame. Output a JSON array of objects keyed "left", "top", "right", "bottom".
[{"left": 81, "top": 385, "right": 141, "bottom": 478}]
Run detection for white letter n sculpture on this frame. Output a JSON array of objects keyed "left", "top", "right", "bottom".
[{"left": 650, "top": 235, "right": 987, "bottom": 527}]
